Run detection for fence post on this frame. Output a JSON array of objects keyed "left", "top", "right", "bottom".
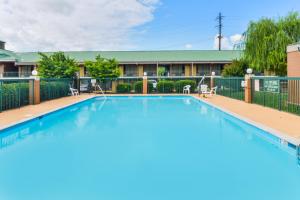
[
  {"left": 143, "top": 74, "right": 148, "bottom": 94},
  {"left": 112, "top": 80, "right": 117, "bottom": 93},
  {"left": 29, "top": 79, "right": 34, "bottom": 105},
  {"left": 33, "top": 77, "right": 40, "bottom": 104},
  {"left": 210, "top": 76, "right": 215, "bottom": 88},
  {"left": 245, "top": 75, "right": 252, "bottom": 103}
]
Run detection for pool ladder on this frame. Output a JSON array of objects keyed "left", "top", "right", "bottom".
[
  {"left": 95, "top": 84, "right": 107, "bottom": 99},
  {"left": 197, "top": 75, "right": 206, "bottom": 95}
]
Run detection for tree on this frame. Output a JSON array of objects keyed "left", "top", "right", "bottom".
[
  {"left": 243, "top": 12, "right": 300, "bottom": 76},
  {"left": 157, "top": 67, "right": 166, "bottom": 76},
  {"left": 222, "top": 59, "right": 248, "bottom": 77},
  {"left": 85, "top": 55, "right": 120, "bottom": 79},
  {"left": 38, "top": 52, "right": 79, "bottom": 78}
]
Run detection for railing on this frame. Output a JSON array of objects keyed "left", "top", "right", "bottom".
[
  {"left": 0, "top": 72, "right": 32, "bottom": 78},
  {"left": 251, "top": 77, "right": 300, "bottom": 115},
  {"left": 40, "top": 78, "right": 73, "bottom": 102},
  {"left": 214, "top": 77, "right": 245, "bottom": 101},
  {"left": 0, "top": 78, "right": 33, "bottom": 112}
]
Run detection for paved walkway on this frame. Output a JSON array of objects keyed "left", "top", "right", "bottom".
[
  {"left": 193, "top": 94, "right": 300, "bottom": 144},
  {"left": 0, "top": 94, "right": 96, "bottom": 130}
]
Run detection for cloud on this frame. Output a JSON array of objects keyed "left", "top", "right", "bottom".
[
  {"left": 214, "top": 35, "right": 230, "bottom": 50},
  {"left": 230, "top": 34, "right": 243, "bottom": 44},
  {"left": 184, "top": 44, "right": 193, "bottom": 49},
  {"left": 0, "top": 0, "right": 159, "bottom": 51},
  {"left": 213, "top": 34, "right": 243, "bottom": 50}
]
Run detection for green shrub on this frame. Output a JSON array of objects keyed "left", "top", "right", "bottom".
[
  {"left": 175, "top": 80, "right": 196, "bottom": 93},
  {"left": 116, "top": 83, "right": 132, "bottom": 93},
  {"left": 157, "top": 80, "right": 174, "bottom": 93},
  {"left": 222, "top": 59, "right": 248, "bottom": 77},
  {"left": 0, "top": 82, "right": 29, "bottom": 111},
  {"left": 134, "top": 81, "right": 154, "bottom": 93}
]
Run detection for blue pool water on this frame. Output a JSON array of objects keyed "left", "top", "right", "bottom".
[{"left": 0, "top": 96, "right": 300, "bottom": 200}]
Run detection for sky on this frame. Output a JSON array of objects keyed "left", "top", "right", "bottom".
[{"left": 0, "top": 0, "right": 299, "bottom": 52}]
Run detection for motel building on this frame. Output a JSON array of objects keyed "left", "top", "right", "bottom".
[{"left": 0, "top": 41, "right": 241, "bottom": 78}]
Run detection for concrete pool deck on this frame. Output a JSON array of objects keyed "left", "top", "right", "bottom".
[
  {"left": 0, "top": 94, "right": 96, "bottom": 130},
  {"left": 193, "top": 94, "right": 300, "bottom": 145},
  {"left": 0, "top": 93, "right": 300, "bottom": 145}
]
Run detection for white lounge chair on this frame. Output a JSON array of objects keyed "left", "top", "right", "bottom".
[
  {"left": 183, "top": 85, "right": 191, "bottom": 94},
  {"left": 70, "top": 87, "right": 79, "bottom": 96},
  {"left": 200, "top": 84, "right": 208, "bottom": 94},
  {"left": 200, "top": 85, "right": 217, "bottom": 97}
]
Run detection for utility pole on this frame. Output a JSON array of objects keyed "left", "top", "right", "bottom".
[{"left": 216, "top": 12, "right": 224, "bottom": 51}]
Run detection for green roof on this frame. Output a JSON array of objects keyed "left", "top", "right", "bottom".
[
  {"left": 1, "top": 50, "right": 242, "bottom": 64},
  {"left": 0, "top": 49, "right": 19, "bottom": 62}
]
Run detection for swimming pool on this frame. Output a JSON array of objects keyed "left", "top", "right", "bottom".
[{"left": 0, "top": 96, "right": 299, "bottom": 200}]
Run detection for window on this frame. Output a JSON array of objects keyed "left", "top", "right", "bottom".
[
  {"left": 143, "top": 65, "right": 157, "bottom": 76},
  {"left": 124, "top": 65, "right": 138, "bottom": 77},
  {"left": 197, "top": 64, "right": 211, "bottom": 76},
  {"left": 171, "top": 64, "right": 185, "bottom": 76},
  {"left": 211, "top": 64, "right": 221, "bottom": 75}
]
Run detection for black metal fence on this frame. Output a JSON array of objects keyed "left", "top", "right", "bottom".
[
  {"left": 0, "top": 78, "right": 33, "bottom": 112},
  {"left": 80, "top": 76, "right": 211, "bottom": 94},
  {"left": 214, "top": 77, "right": 245, "bottom": 101},
  {"left": 251, "top": 77, "right": 300, "bottom": 115},
  {"left": 40, "top": 78, "right": 73, "bottom": 102},
  {"left": 2, "top": 76, "right": 300, "bottom": 117}
]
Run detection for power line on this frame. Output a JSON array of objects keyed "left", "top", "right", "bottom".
[{"left": 216, "top": 12, "right": 224, "bottom": 51}]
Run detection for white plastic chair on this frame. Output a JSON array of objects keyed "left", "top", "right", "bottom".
[
  {"left": 210, "top": 86, "right": 218, "bottom": 95},
  {"left": 183, "top": 85, "right": 191, "bottom": 94},
  {"left": 70, "top": 87, "right": 79, "bottom": 96}
]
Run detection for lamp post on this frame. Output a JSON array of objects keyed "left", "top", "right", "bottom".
[
  {"left": 245, "top": 68, "right": 253, "bottom": 103},
  {"left": 143, "top": 72, "right": 148, "bottom": 94},
  {"left": 31, "top": 68, "right": 39, "bottom": 80},
  {"left": 30, "top": 68, "right": 40, "bottom": 104},
  {"left": 211, "top": 71, "right": 215, "bottom": 88},
  {"left": 31, "top": 69, "right": 38, "bottom": 76},
  {"left": 246, "top": 68, "right": 253, "bottom": 75}
]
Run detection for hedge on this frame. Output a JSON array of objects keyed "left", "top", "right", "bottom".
[
  {"left": 116, "top": 83, "right": 132, "bottom": 93},
  {"left": 0, "top": 82, "right": 29, "bottom": 111},
  {"left": 175, "top": 80, "right": 196, "bottom": 93},
  {"left": 134, "top": 81, "right": 154, "bottom": 93},
  {"left": 157, "top": 80, "right": 174, "bottom": 93}
]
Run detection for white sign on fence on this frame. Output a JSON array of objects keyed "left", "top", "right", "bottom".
[
  {"left": 264, "top": 80, "right": 280, "bottom": 93},
  {"left": 255, "top": 80, "right": 260, "bottom": 91}
]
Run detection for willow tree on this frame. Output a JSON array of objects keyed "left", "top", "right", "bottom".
[{"left": 244, "top": 12, "right": 300, "bottom": 76}]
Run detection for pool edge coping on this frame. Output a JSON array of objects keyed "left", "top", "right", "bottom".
[
  {"left": 0, "top": 95, "right": 188, "bottom": 132},
  {"left": 1, "top": 94, "right": 299, "bottom": 148},
  {"left": 192, "top": 96, "right": 300, "bottom": 147}
]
